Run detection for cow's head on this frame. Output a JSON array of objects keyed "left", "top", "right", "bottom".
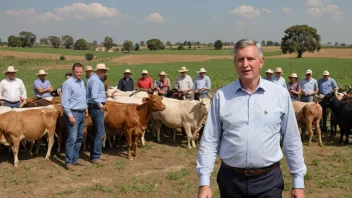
[
  {"left": 142, "top": 95, "right": 165, "bottom": 111},
  {"left": 319, "top": 92, "right": 336, "bottom": 108},
  {"left": 199, "top": 98, "right": 211, "bottom": 114}
]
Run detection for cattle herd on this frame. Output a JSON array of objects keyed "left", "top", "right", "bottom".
[{"left": 0, "top": 85, "right": 351, "bottom": 167}]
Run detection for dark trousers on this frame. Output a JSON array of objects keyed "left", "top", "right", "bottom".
[
  {"left": 320, "top": 107, "right": 329, "bottom": 131},
  {"left": 88, "top": 107, "right": 105, "bottom": 161},
  {"left": 217, "top": 163, "right": 284, "bottom": 198},
  {"left": 3, "top": 101, "right": 20, "bottom": 108}
]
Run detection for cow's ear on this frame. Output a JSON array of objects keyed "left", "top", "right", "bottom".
[{"left": 142, "top": 97, "right": 150, "bottom": 103}]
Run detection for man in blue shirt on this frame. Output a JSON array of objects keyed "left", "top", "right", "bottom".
[
  {"left": 61, "top": 63, "right": 87, "bottom": 170},
  {"left": 299, "top": 69, "right": 319, "bottom": 102},
  {"left": 193, "top": 68, "right": 211, "bottom": 100},
  {"left": 317, "top": 70, "right": 338, "bottom": 132},
  {"left": 118, "top": 69, "right": 134, "bottom": 91},
  {"left": 87, "top": 63, "right": 108, "bottom": 165},
  {"left": 263, "top": 68, "right": 274, "bottom": 82},
  {"left": 272, "top": 67, "right": 287, "bottom": 88},
  {"left": 197, "top": 39, "right": 306, "bottom": 198},
  {"left": 33, "top": 69, "right": 53, "bottom": 100}
]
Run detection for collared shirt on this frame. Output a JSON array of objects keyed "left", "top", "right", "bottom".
[
  {"left": 287, "top": 82, "right": 300, "bottom": 97},
  {"left": 196, "top": 78, "right": 306, "bottom": 188},
  {"left": 118, "top": 77, "right": 134, "bottom": 91},
  {"left": 299, "top": 77, "right": 318, "bottom": 101},
  {"left": 33, "top": 79, "right": 52, "bottom": 98},
  {"left": 272, "top": 75, "right": 287, "bottom": 88},
  {"left": 136, "top": 77, "right": 153, "bottom": 90},
  {"left": 0, "top": 78, "right": 27, "bottom": 102},
  {"left": 263, "top": 76, "right": 274, "bottom": 82},
  {"left": 193, "top": 75, "right": 211, "bottom": 91},
  {"left": 317, "top": 78, "right": 338, "bottom": 95},
  {"left": 175, "top": 75, "right": 193, "bottom": 94},
  {"left": 61, "top": 76, "right": 87, "bottom": 117},
  {"left": 154, "top": 78, "right": 170, "bottom": 93},
  {"left": 87, "top": 73, "right": 106, "bottom": 108}
]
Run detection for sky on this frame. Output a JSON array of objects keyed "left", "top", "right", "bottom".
[{"left": 0, "top": 0, "right": 351, "bottom": 44}]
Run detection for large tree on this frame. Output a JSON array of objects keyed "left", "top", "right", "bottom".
[
  {"left": 123, "top": 40, "right": 133, "bottom": 52},
  {"left": 39, "top": 38, "right": 49, "bottom": 45},
  {"left": 146, "top": 39, "right": 164, "bottom": 50},
  {"left": 8, "top": 35, "right": 22, "bottom": 47},
  {"left": 61, "top": 35, "right": 74, "bottom": 49},
  {"left": 140, "top": 41, "right": 145, "bottom": 46},
  {"left": 103, "top": 36, "right": 114, "bottom": 51},
  {"left": 214, "top": 40, "right": 223, "bottom": 50},
  {"left": 19, "top": 31, "right": 36, "bottom": 47},
  {"left": 266, "top": 40, "right": 274, "bottom": 46},
  {"left": 48, "top": 36, "right": 61, "bottom": 48},
  {"left": 281, "top": 25, "right": 321, "bottom": 58},
  {"left": 74, "top": 38, "right": 89, "bottom": 50},
  {"left": 165, "top": 41, "right": 172, "bottom": 46}
]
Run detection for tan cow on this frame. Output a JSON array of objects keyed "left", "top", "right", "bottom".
[
  {"left": 0, "top": 106, "right": 57, "bottom": 167},
  {"left": 292, "top": 101, "right": 323, "bottom": 146}
]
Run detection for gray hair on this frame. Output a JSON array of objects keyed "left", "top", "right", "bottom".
[{"left": 233, "top": 39, "right": 263, "bottom": 60}]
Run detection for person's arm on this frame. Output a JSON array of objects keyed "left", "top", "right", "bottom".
[
  {"left": 20, "top": 80, "right": 27, "bottom": 100},
  {"left": 149, "top": 78, "right": 153, "bottom": 90},
  {"left": 206, "top": 77, "right": 211, "bottom": 90},
  {"left": 61, "top": 82, "right": 73, "bottom": 117},
  {"left": 154, "top": 81, "right": 161, "bottom": 91},
  {"left": 332, "top": 79, "right": 338, "bottom": 92},
  {"left": 283, "top": 79, "right": 287, "bottom": 88},
  {"left": 117, "top": 79, "right": 123, "bottom": 90},
  {"left": 136, "top": 79, "right": 141, "bottom": 90},
  {"left": 174, "top": 77, "right": 179, "bottom": 90},
  {"left": 34, "top": 80, "right": 48, "bottom": 94},
  {"left": 311, "top": 81, "right": 319, "bottom": 95},
  {"left": 0, "top": 81, "right": 3, "bottom": 100},
  {"left": 90, "top": 79, "right": 104, "bottom": 108}
]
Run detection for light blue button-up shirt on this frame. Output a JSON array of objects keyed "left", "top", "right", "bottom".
[
  {"left": 86, "top": 73, "right": 106, "bottom": 107},
  {"left": 193, "top": 75, "right": 211, "bottom": 91},
  {"left": 33, "top": 79, "right": 52, "bottom": 98},
  {"left": 317, "top": 78, "right": 338, "bottom": 95},
  {"left": 61, "top": 76, "right": 87, "bottom": 117},
  {"left": 196, "top": 78, "right": 306, "bottom": 188},
  {"left": 263, "top": 76, "right": 274, "bottom": 82},
  {"left": 299, "top": 77, "right": 318, "bottom": 102},
  {"left": 272, "top": 75, "right": 287, "bottom": 88}
]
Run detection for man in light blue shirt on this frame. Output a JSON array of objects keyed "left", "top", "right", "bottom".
[
  {"left": 86, "top": 63, "right": 108, "bottom": 165},
  {"left": 272, "top": 67, "right": 287, "bottom": 88},
  {"left": 197, "top": 39, "right": 306, "bottom": 198},
  {"left": 300, "top": 69, "right": 319, "bottom": 102},
  {"left": 33, "top": 69, "right": 53, "bottom": 99},
  {"left": 193, "top": 68, "right": 211, "bottom": 100},
  {"left": 263, "top": 68, "right": 274, "bottom": 82},
  {"left": 61, "top": 63, "right": 87, "bottom": 170}
]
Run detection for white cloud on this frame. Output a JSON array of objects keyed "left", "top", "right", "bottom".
[
  {"left": 4, "top": 8, "right": 63, "bottom": 22},
  {"left": 305, "top": 2, "right": 343, "bottom": 20},
  {"left": 304, "top": 0, "right": 332, "bottom": 7},
  {"left": 213, "top": 15, "right": 220, "bottom": 19},
  {"left": 282, "top": 7, "right": 292, "bottom": 14},
  {"left": 145, "top": 13, "right": 164, "bottom": 23},
  {"left": 4, "top": 8, "right": 36, "bottom": 16},
  {"left": 261, "top": 8, "right": 273, "bottom": 14},
  {"left": 229, "top": 5, "right": 261, "bottom": 20}
]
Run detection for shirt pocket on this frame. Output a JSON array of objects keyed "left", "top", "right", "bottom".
[{"left": 262, "top": 111, "right": 282, "bottom": 134}]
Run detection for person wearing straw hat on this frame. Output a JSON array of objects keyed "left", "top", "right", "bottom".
[
  {"left": 33, "top": 69, "right": 54, "bottom": 100},
  {"left": 174, "top": 66, "right": 193, "bottom": 100},
  {"left": 287, "top": 73, "right": 301, "bottom": 101},
  {"left": 299, "top": 69, "right": 319, "bottom": 102},
  {"left": 263, "top": 69, "right": 274, "bottom": 82},
  {"left": 86, "top": 63, "right": 109, "bottom": 165},
  {"left": 154, "top": 71, "right": 170, "bottom": 96},
  {"left": 0, "top": 66, "right": 27, "bottom": 108},
  {"left": 317, "top": 70, "right": 338, "bottom": 132},
  {"left": 118, "top": 69, "right": 134, "bottom": 91},
  {"left": 272, "top": 67, "right": 287, "bottom": 88},
  {"left": 85, "top": 66, "right": 94, "bottom": 79},
  {"left": 136, "top": 70, "right": 153, "bottom": 92},
  {"left": 193, "top": 68, "right": 211, "bottom": 100}
]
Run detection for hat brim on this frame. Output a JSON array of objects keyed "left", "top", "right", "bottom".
[
  {"left": 86, "top": 69, "right": 94, "bottom": 72},
  {"left": 197, "top": 71, "right": 207, "bottom": 73},
  {"left": 178, "top": 70, "right": 189, "bottom": 72},
  {"left": 289, "top": 76, "right": 298, "bottom": 78},
  {"left": 36, "top": 73, "right": 48, "bottom": 76},
  {"left": 306, "top": 73, "right": 312, "bottom": 75},
  {"left": 95, "top": 68, "right": 110, "bottom": 71},
  {"left": 266, "top": 72, "right": 273, "bottom": 74},
  {"left": 4, "top": 70, "right": 18, "bottom": 75},
  {"left": 141, "top": 73, "right": 148, "bottom": 74},
  {"left": 159, "top": 74, "right": 167, "bottom": 76}
]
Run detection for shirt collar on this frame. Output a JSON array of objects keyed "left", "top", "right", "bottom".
[
  {"left": 71, "top": 75, "right": 82, "bottom": 82},
  {"left": 234, "top": 77, "right": 267, "bottom": 93},
  {"left": 6, "top": 78, "right": 16, "bottom": 81}
]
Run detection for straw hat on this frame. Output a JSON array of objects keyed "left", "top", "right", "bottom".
[
  {"left": 159, "top": 71, "right": 167, "bottom": 76},
  {"left": 95, "top": 63, "right": 110, "bottom": 71},
  {"left": 306, "top": 69, "right": 313, "bottom": 75},
  {"left": 323, "top": 70, "right": 329, "bottom": 76},
  {"left": 275, "top": 67, "right": 283, "bottom": 73},
  {"left": 178, "top": 66, "right": 189, "bottom": 72},
  {"left": 289, "top": 73, "right": 298, "bottom": 78},
  {"left": 35, "top": 69, "right": 48, "bottom": 76},
  {"left": 3, "top": 66, "right": 18, "bottom": 74},
  {"left": 86, "top": 66, "right": 94, "bottom": 71},
  {"left": 265, "top": 69, "right": 274, "bottom": 74},
  {"left": 124, "top": 69, "right": 132, "bottom": 74},
  {"left": 141, "top": 70, "right": 148, "bottom": 74},
  {"left": 197, "top": 68, "right": 207, "bottom": 73}
]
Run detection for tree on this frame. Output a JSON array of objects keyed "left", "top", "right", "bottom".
[
  {"left": 39, "top": 38, "right": 49, "bottom": 45},
  {"left": 90, "top": 40, "right": 98, "bottom": 50},
  {"left": 135, "top": 43, "right": 140, "bottom": 51},
  {"left": 146, "top": 39, "right": 165, "bottom": 50},
  {"left": 175, "top": 42, "right": 180, "bottom": 46},
  {"left": 18, "top": 31, "right": 36, "bottom": 47},
  {"left": 177, "top": 45, "right": 185, "bottom": 50},
  {"left": 261, "top": 40, "right": 266, "bottom": 46},
  {"left": 48, "top": 36, "right": 61, "bottom": 48},
  {"left": 274, "top": 42, "right": 280, "bottom": 46},
  {"left": 165, "top": 41, "right": 172, "bottom": 46},
  {"left": 187, "top": 41, "right": 192, "bottom": 49},
  {"left": 7, "top": 35, "right": 22, "bottom": 47},
  {"left": 183, "top": 41, "right": 187, "bottom": 46},
  {"left": 140, "top": 41, "right": 145, "bottom": 46},
  {"left": 266, "top": 40, "right": 274, "bottom": 46},
  {"left": 74, "top": 38, "right": 89, "bottom": 50},
  {"left": 103, "top": 36, "right": 114, "bottom": 51},
  {"left": 214, "top": 40, "right": 223, "bottom": 50},
  {"left": 334, "top": 42, "right": 339, "bottom": 46},
  {"left": 281, "top": 25, "right": 321, "bottom": 58},
  {"left": 123, "top": 40, "right": 133, "bottom": 52},
  {"left": 340, "top": 43, "right": 347, "bottom": 47},
  {"left": 61, "top": 35, "right": 74, "bottom": 49},
  {"left": 327, "top": 42, "right": 331, "bottom": 45}
]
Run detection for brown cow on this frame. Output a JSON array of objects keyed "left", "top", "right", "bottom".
[
  {"left": 0, "top": 106, "right": 57, "bottom": 167},
  {"left": 104, "top": 95, "right": 165, "bottom": 160},
  {"left": 292, "top": 101, "right": 323, "bottom": 146},
  {"left": 21, "top": 96, "right": 61, "bottom": 108}
]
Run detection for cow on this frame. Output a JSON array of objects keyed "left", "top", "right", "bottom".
[
  {"left": 20, "top": 96, "right": 61, "bottom": 108},
  {"left": 0, "top": 106, "right": 57, "bottom": 167},
  {"left": 292, "top": 101, "right": 323, "bottom": 146},
  {"left": 152, "top": 98, "right": 211, "bottom": 149},
  {"left": 106, "top": 86, "right": 149, "bottom": 99},
  {"left": 104, "top": 95, "right": 165, "bottom": 160}
]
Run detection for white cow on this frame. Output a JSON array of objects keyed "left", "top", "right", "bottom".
[{"left": 106, "top": 86, "right": 149, "bottom": 99}]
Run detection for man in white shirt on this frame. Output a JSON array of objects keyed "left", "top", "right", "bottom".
[
  {"left": 174, "top": 66, "right": 193, "bottom": 100},
  {"left": 0, "top": 66, "right": 27, "bottom": 108}
]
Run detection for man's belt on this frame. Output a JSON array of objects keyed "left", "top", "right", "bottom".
[
  {"left": 87, "top": 102, "right": 105, "bottom": 109},
  {"left": 222, "top": 161, "right": 280, "bottom": 177},
  {"left": 3, "top": 100, "right": 20, "bottom": 104},
  {"left": 71, "top": 109, "right": 85, "bottom": 113}
]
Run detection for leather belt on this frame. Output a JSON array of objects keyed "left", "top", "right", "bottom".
[
  {"left": 71, "top": 109, "right": 85, "bottom": 113},
  {"left": 222, "top": 162, "right": 280, "bottom": 177},
  {"left": 87, "top": 102, "right": 105, "bottom": 109},
  {"left": 3, "top": 100, "right": 20, "bottom": 104}
]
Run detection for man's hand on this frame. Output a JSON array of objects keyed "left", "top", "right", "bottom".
[
  {"left": 101, "top": 105, "right": 107, "bottom": 111},
  {"left": 69, "top": 116, "right": 76, "bottom": 126},
  {"left": 194, "top": 90, "right": 199, "bottom": 94},
  {"left": 291, "top": 188, "right": 304, "bottom": 198},
  {"left": 182, "top": 90, "right": 188, "bottom": 94},
  {"left": 20, "top": 97, "right": 25, "bottom": 104},
  {"left": 47, "top": 87, "right": 54, "bottom": 92},
  {"left": 198, "top": 186, "right": 212, "bottom": 198}
]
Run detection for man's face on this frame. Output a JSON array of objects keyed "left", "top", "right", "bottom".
[
  {"left": 159, "top": 75, "right": 165, "bottom": 80},
  {"left": 200, "top": 73, "right": 205, "bottom": 78},
  {"left": 73, "top": 67, "right": 83, "bottom": 80},
  {"left": 275, "top": 72, "right": 281, "bottom": 78},
  {"left": 266, "top": 73, "right": 272, "bottom": 79},
  {"left": 306, "top": 73, "right": 312, "bottom": 79},
  {"left": 234, "top": 45, "right": 264, "bottom": 82},
  {"left": 6, "top": 72, "right": 15, "bottom": 80},
  {"left": 323, "top": 75, "right": 329, "bottom": 80},
  {"left": 124, "top": 73, "right": 131, "bottom": 78},
  {"left": 96, "top": 70, "right": 107, "bottom": 78},
  {"left": 181, "top": 72, "right": 186, "bottom": 77},
  {"left": 38, "top": 75, "right": 46, "bottom": 81},
  {"left": 142, "top": 74, "right": 147, "bottom": 79},
  {"left": 86, "top": 71, "right": 94, "bottom": 78}
]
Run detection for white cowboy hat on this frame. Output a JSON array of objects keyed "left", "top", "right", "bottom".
[
  {"left": 86, "top": 66, "right": 94, "bottom": 71},
  {"left": 289, "top": 73, "right": 298, "bottom": 78},
  {"left": 141, "top": 70, "right": 148, "bottom": 74},
  {"left": 323, "top": 70, "right": 329, "bottom": 76},
  {"left": 197, "top": 68, "right": 207, "bottom": 73},
  {"left": 35, "top": 69, "right": 48, "bottom": 76},
  {"left": 159, "top": 71, "right": 167, "bottom": 76},
  {"left": 306, "top": 69, "right": 313, "bottom": 75},
  {"left": 265, "top": 69, "right": 273, "bottom": 74},
  {"left": 124, "top": 69, "right": 132, "bottom": 74},
  {"left": 3, "top": 66, "right": 18, "bottom": 74},
  {"left": 178, "top": 66, "right": 189, "bottom": 72},
  {"left": 275, "top": 67, "right": 283, "bottom": 73},
  {"left": 95, "top": 63, "right": 110, "bottom": 71}
]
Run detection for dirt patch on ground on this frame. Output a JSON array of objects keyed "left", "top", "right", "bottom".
[
  {"left": 24, "top": 65, "right": 72, "bottom": 71},
  {"left": 269, "top": 48, "right": 352, "bottom": 59},
  {"left": 111, "top": 54, "right": 232, "bottom": 65},
  {"left": 0, "top": 50, "right": 84, "bottom": 61}
]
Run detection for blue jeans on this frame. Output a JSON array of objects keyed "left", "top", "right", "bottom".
[
  {"left": 88, "top": 107, "right": 105, "bottom": 161},
  {"left": 65, "top": 111, "right": 86, "bottom": 166},
  {"left": 3, "top": 101, "right": 20, "bottom": 108},
  {"left": 300, "top": 96, "right": 313, "bottom": 102}
]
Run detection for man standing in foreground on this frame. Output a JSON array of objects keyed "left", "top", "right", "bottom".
[
  {"left": 196, "top": 39, "right": 306, "bottom": 198},
  {"left": 61, "top": 63, "right": 87, "bottom": 170},
  {"left": 87, "top": 63, "right": 108, "bottom": 164}
]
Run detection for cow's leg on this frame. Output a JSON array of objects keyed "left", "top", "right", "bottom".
[
  {"left": 315, "top": 120, "right": 323, "bottom": 146},
  {"left": 45, "top": 134, "right": 54, "bottom": 159},
  {"left": 102, "top": 134, "right": 106, "bottom": 148},
  {"left": 141, "top": 131, "right": 145, "bottom": 147},
  {"left": 133, "top": 135, "right": 139, "bottom": 157},
  {"left": 125, "top": 129, "right": 133, "bottom": 160},
  {"left": 345, "top": 128, "right": 350, "bottom": 145},
  {"left": 339, "top": 126, "right": 345, "bottom": 144},
  {"left": 35, "top": 139, "right": 41, "bottom": 155},
  {"left": 306, "top": 118, "right": 314, "bottom": 147},
  {"left": 108, "top": 135, "right": 113, "bottom": 148},
  {"left": 57, "top": 129, "right": 62, "bottom": 153},
  {"left": 21, "top": 140, "right": 28, "bottom": 152},
  {"left": 12, "top": 140, "right": 20, "bottom": 167},
  {"left": 29, "top": 141, "right": 34, "bottom": 155},
  {"left": 184, "top": 125, "right": 194, "bottom": 149},
  {"left": 172, "top": 129, "right": 177, "bottom": 143},
  {"left": 155, "top": 121, "right": 163, "bottom": 143}
]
